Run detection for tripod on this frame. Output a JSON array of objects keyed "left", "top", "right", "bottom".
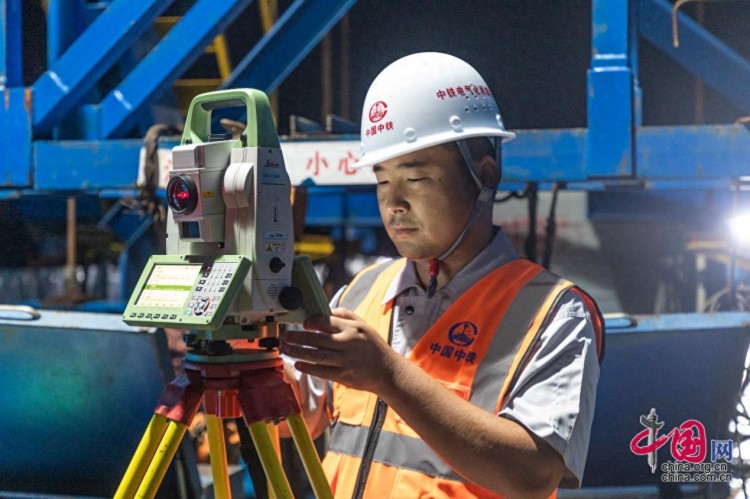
[{"left": 114, "top": 338, "right": 332, "bottom": 499}]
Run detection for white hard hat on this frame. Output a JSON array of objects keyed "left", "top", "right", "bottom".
[{"left": 354, "top": 52, "right": 515, "bottom": 169}]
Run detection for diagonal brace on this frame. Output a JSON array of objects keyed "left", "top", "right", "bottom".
[
  {"left": 31, "top": 0, "right": 174, "bottom": 133},
  {"left": 220, "top": 0, "right": 358, "bottom": 93},
  {"left": 97, "top": 0, "right": 252, "bottom": 139},
  {"left": 639, "top": 0, "right": 750, "bottom": 116}
]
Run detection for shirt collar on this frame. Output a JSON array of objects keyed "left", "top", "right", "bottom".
[{"left": 381, "top": 227, "right": 519, "bottom": 305}]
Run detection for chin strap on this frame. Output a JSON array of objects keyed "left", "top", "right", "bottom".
[
  {"left": 425, "top": 138, "right": 499, "bottom": 298},
  {"left": 425, "top": 186, "right": 493, "bottom": 298}
]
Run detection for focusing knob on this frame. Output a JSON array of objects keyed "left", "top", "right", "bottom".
[
  {"left": 279, "top": 286, "right": 303, "bottom": 310},
  {"left": 269, "top": 257, "right": 286, "bottom": 273}
]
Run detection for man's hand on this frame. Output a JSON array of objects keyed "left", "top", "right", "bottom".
[{"left": 280, "top": 308, "right": 404, "bottom": 394}]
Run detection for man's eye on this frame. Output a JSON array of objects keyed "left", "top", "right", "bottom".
[
  {"left": 407, "top": 177, "right": 426, "bottom": 182},
  {"left": 377, "top": 180, "right": 389, "bottom": 186}
]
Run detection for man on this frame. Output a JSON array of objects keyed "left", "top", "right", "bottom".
[{"left": 281, "top": 52, "right": 604, "bottom": 498}]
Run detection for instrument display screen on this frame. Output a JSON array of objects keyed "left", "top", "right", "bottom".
[{"left": 136, "top": 264, "right": 202, "bottom": 308}]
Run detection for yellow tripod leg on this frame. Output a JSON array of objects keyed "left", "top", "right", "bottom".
[
  {"left": 287, "top": 413, "right": 333, "bottom": 499},
  {"left": 115, "top": 414, "right": 169, "bottom": 499},
  {"left": 247, "top": 421, "right": 294, "bottom": 499},
  {"left": 206, "top": 415, "right": 231, "bottom": 499},
  {"left": 267, "top": 422, "right": 281, "bottom": 499},
  {"left": 135, "top": 420, "right": 188, "bottom": 499}
]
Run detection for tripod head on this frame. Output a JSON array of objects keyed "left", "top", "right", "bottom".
[{"left": 123, "top": 89, "right": 328, "bottom": 351}]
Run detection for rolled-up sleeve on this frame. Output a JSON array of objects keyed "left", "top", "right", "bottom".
[{"left": 498, "top": 290, "right": 600, "bottom": 488}]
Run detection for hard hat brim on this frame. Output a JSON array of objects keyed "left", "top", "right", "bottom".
[{"left": 353, "top": 128, "right": 516, "bottom": 170}]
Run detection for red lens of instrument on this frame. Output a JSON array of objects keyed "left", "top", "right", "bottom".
[{"left": 166, "top": 175, "right": 198, "bottom": 215}]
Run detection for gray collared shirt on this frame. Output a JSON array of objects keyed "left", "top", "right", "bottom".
[{"left": 294, "top": 228, "right": 600, "bottom": 488}]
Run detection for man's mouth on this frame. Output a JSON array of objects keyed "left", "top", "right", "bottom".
[{"left": 392, "top": 226, "right": 417, "bottom": 237}]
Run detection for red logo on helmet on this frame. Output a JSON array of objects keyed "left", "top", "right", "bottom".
[{"left": 369, "top": 101, "right": 388, "bottom": 123}]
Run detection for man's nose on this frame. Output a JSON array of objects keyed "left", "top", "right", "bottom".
[{"left": 383, "top": 183, "right": 409, "bottom": 214}]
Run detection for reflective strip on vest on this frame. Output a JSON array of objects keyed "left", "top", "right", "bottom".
[
  {"left": 328, "top": 422, "right": 465, "bottom": 482},
  {"left": 339, "top": 258, "right": 404, "bottom": 310}
]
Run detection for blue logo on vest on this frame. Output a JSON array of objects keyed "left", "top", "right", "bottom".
[{"left": 448, "top": 322, "right": 478, "bottom": 347}]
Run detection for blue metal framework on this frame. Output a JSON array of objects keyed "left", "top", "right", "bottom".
[
  {"left": 0, "top": 0, "right": 362, "bottom": 193},
  {"left": 32, "top": 0, "right": 174, "bottom": 134},
  {"left": 0, "top": 0, "right": 747, "bottom": 204},
  {"left": 587, "top": 0, "right": 750, "bottom": 182},
  {"left": 94, "top": 0, "right": 251, "bottom": 139},
  {"left": 0, "top": 0, "right": 747, "bottom": 193}
]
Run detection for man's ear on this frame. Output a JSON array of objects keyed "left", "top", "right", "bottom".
[{"left": 476, "top": 155, "right": 499, "bottom": 189}]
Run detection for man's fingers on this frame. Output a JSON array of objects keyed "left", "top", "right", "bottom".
[
  {"left": 303, "top": 313, "right": 357, "bottom": 334},
  {"left": 331, "top": 307, "right": 362, "bottom": 321},
  {"left": 303, "top": 314, "right": 336, "bottom": 333},
  {"left": 281, "top": 342, "right": 339, "bottom": 366},
  {"left": 294, "top": 361, "right": 341, "bottom": 381},
  {"left": 282, "top": 329, "right": 338, "bottom": 350}
]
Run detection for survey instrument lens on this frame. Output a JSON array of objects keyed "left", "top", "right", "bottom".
[{"left": 166, "top": 175, "right": 198, "bottom": 214}]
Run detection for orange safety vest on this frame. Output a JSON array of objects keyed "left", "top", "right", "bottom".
[{"left": 322, "top": 257, "right": 604, "bottom": 498}]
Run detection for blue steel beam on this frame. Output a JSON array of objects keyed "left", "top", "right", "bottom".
[
  {"left": 29, "top": 125, "right": 750, "bottom": 192},
  {"left": 0, "top": 88, "right": 31, "bottom": 187},
  {"left": 31, "top": 0, "right": 174, "bottom": 133},
  {"left": 34, "top": 140, "right": 142, "bottom": 190},
  {"left": 95, "top": 0, "right": 252, "bottom": 139},
  {"left": 1, "top": 0, "right": 23, "bottom": 87},
  {"left": 639, "top": 0, "right": 750, "bottom": 116},
  {"left": 586, "top": 0, "right": 637, "bottom": 178},
  {"left": 46, "top": 0, "right": 87, "bottom": 66},
  {"left": 0, "top": 0, "right": 28, "bottom": 188},
  {"left": 220, "top": 0, "right": 357, "bottom": 92},
  {"left": 636, "top": 125, "right": 750, "bottom": 180},
  {"left": 503, "top": 129, "right": 586, "bottom": 182}
]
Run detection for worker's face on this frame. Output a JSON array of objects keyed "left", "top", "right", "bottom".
[{"left": 374, "top": 144, "right": 477, "bottom": 261}]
